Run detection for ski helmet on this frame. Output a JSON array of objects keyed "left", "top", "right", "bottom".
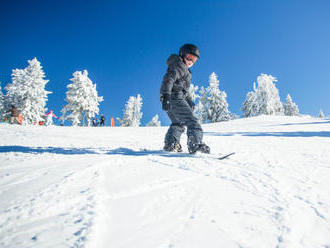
[{"left": 179, "top": 44, "right": 200, "bottom": 59}]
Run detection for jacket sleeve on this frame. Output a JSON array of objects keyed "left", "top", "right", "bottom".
[
  {"left": 160, "top": 66, "right": 181, "bottom": 96},
  {"left": 185, "top": 94, "right": 195, "bottom": 109}
]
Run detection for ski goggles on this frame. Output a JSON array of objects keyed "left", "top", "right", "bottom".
[{"left": 185, "top": 54, "right": 198, "bottom": 64}]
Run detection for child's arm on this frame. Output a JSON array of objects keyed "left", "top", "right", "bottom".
[{"left": 160, "top": 67, "right": 180, "bottom": 97}]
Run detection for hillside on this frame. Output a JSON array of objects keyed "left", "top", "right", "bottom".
[{"left": 1, "top": 116, "right": 330, "bottom": 248}]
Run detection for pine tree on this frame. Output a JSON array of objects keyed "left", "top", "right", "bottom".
[
  {"left": 188, "top": 83, "right": 199, "bottom": 101},
  {"left": 61, "top": 70, "right": 103, "bottom": 126},
  {"left": 242, "top": 89, "right": 259, "bottom": 117},
  {"left": 242, "top": 74, "right": 283, "bottom": 117},
  {"left": 206, "top": 72, "right": 231, "bottom": 122},
  {"left": 146, "top": 114, "right": 161, "bottom": 127},
  {"left": 195, "top": 86, "right": 208, "bottom": 123},
  {"left": 5, "top": 58, "right": 51, "bottom": 124},
  {"left": 118, "top": 94, "right": 143, "bottom": 127},
  {"left": 284, "top": 94, "right": 299, "bottom": 116},
  {"left": 0, "top": 82, "right": 5, "bottom": 121}
]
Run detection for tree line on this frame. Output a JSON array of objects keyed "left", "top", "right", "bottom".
[{"left": 0, "top": 57, "right": 303, "bottom": 127}]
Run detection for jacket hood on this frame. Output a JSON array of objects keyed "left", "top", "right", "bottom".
[{"left": 166, "top": 54, "right": 184, "bottom": 67}]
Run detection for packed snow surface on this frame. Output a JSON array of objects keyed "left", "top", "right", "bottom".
[{"left": 1, "top": 116, "right": 330, "bottom": 248}]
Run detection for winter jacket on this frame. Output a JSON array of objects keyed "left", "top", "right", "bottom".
[
  {"left": 10, "top": 106, "right": 19, "bottom": 117},
  {"left": 45, "top": 111, "right": 58, "bottom": 119},
  {"left": 160, "top": 54, "right": 193, "bottom": 104}
]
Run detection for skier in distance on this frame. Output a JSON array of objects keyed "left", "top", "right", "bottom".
[{"left": 160, "top": 44, "right": 210, "bottom": 154}]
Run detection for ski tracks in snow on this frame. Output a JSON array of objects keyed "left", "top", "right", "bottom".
[
  {"left": 109, "top": 142, "right": 330, "bottom": 248},
  {"left": 1, "top": 117, "right": 330, "bottom": 248},
  {"left": 1, "top": 145, "right": 330, "bottom": 248},
  {"left": 0, "top": 154, "right": 103, "bottom": 248},
  {"left": 219, "top": 139, "right": 330, "bottom": 248}
]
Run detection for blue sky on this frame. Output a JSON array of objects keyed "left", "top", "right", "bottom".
[{"left": 1, "top": 0, "right": 329, "bottom": 126}]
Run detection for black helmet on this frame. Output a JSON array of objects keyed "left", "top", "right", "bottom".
[{"left": 179, "top": 44, "right": 200, "bottom": 59}]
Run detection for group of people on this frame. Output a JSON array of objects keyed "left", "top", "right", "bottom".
[
  {"left": 4, "top": 106, "right": 109, "bottom": 127},
  {"left": 4, "top": 105, "right": 58, "bottom": 126},
  {"left": 92, "top": 115, "right": 106, "bottom": 127}
]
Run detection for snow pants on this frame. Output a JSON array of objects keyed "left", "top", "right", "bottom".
[
  {"left": 10, "top": 116, "right": 20, "bottom": 125},
  {"left": 164, "top": 99, "right": 203, "bottom": 148},
  {"left": 46, "top": 117, "right": 53, "bottom": 126}
]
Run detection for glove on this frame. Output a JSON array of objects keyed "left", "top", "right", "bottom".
[
  {"left": 161, "top": 93, "right": 171, "bottom": 111},
  {"left": 186, "top": 97, "right": 195, "bottom": 111}
]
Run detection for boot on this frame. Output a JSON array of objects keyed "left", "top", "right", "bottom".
[
  {"left": 163, "top": 142, "right": 183, "bottom": 152},
  {"left": 188, "top": 143, "right": 210, "bottom": 154}
]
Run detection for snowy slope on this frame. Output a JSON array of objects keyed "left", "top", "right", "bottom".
[{"left": 1, "top": 116, "right": 330, "bottom": 248}]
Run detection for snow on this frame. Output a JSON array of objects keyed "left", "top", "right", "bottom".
[{"left": 1, "top": 115, "right": 330, "bottom": 248}]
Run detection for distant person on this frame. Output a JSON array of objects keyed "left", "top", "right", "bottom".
[
  {"left": 100, "top": 115, "right": 105, "bottom": 126},
  {"left": 9, "top": 105, "right": 22, "bottom": 125},
  {"left": 92, "top": 117, "right": 99, "bottom": 127},
  {"left": 92, "top": 117, "right": 97, "bottom": 127},
  {"left": 160, "top": 44, "right": 210, "bottom": 154},
  {"left": 44, "top": 110, "right": 59, "bottom": 126}
]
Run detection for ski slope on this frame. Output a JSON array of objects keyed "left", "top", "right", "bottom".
[{"left": 1, "top": 116, "right": 330, "bottom": 248}]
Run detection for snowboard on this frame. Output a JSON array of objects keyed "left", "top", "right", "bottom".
[
  {"left": 192, "top": 151, "right": 235, "bottom": 160},
  {"left": 217, "top": 152, "right": 236, "bottom": 160},
  {"left": 141, "top": 149, "right": 235, "bottom": 160},
  {"left": 143, "top": 149, "right": 236, "bottom": 160}
]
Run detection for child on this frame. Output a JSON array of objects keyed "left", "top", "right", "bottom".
[
  {"left": 44, "top": 110, "right": 58, "bottom": 126},
  {"left": 160, "top": 44, "right": 210, "bottom": 154}
]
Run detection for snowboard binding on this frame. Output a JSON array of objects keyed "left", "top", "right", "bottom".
[
  {"left": 163, "top": 142, "right": 183, "bottom": 153},
  {"left": 188, "top": 143, "right": 210, "bottom": 154}
]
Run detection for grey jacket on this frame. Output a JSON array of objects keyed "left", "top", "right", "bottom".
[{"left": 160, "top": 54, "right": 192, "bottom": 101}]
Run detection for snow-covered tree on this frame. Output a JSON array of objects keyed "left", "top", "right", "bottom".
[
  {"left": 319, "top": 109, "right": 325, "bottom": 118},
  {"left": 284, "top": 94, "right": 299, "bottom": 116},
  {"left": 206, "top": 72, "right": 231, "bottom": 122},
  {"left": 118, "top": 94, "right": 143, "bottom": 127},
  {"left": 188, "top": 83, "right": 199, "bottom": 101},
  {"left": 5, "top": 58, "right": 51, "bottom": 124},
  {"left": 242, "top": 89, "right": 259, "bottom": 117},
  {"left": 146, "top": 114, "right": 161, "bottom": 127},
  {"left": 195, "top": 73, "right": 231, "bottom": 123},
  {"left": 61, "top": 70, "right": 103, "bottom": 126},
  {"left": 242, "top": 73, "right": 283, "bottom": 117},
  {"left": 0, "top": 82, "right": 5, "bottom": 121},
  {"left": 195, "top": 86, "right": 208, "bottom": 124},
  {"left": 188, "top": 82, "right": 207, "bottom": 124}
]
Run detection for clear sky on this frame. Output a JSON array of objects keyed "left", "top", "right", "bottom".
[{"left": 1, "top": 0, "right": 329, "bottom": 126}]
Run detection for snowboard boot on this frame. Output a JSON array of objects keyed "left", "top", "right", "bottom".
[
  {"left": 163, "top": 142, "right": 183, "bottom": 152},
  {"left": 188, "top": 143, "right": 210, "bottom": 154}
]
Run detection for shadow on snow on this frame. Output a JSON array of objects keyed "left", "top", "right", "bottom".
[
  {"left": 0, "top": 146, "right": 99, "bottom": 155},
  {"left": 274, "top": 120, "right": 330, "bottom": 126},
  {"left": 0, "top": 146, "right": 190, "bottom": 158},
  {"left": 105, "top": 147, "right": 192, "bottom": 158},
  {"left": 204, "top": 131, "right": 330, "bottom": 138}
]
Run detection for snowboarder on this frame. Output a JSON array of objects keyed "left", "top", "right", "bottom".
[
  {"left": 160, "top": 44, "right": 210, "bottom": 154},
  {"left": 44, "top": 110, "right": 59, "bottom": 126}
]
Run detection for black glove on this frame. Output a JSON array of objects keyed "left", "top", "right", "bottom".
[
  {"left": 186, "top": 97, "right": 195, "bottom": 111},
  {"left": 161, "top": 93, "right": 171, "bottom": 111}
]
